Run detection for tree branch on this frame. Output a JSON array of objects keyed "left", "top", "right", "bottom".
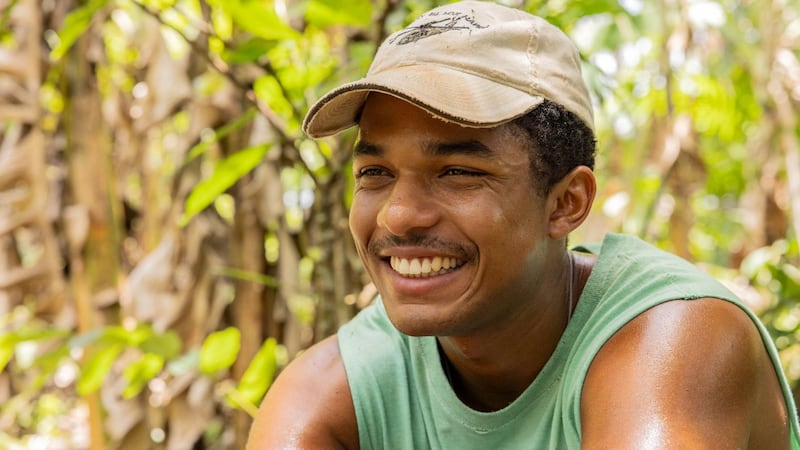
[{"left": 130, "top": 0, "right": 324, "bottom": 187}]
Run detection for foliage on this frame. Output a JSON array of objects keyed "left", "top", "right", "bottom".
[{"left": 0, "top": 0, "right": 798, "bottom": 448}]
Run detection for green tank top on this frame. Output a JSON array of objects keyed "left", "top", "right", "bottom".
[{"left": 338, "top": 233, "right": 800, "bottom": 449}]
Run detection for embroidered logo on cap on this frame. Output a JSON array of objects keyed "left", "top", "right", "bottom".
[{"left": 389, "top": 12, "right": 488, "bottom": 45}]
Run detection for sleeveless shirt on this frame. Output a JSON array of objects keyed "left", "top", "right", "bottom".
[{"left": 338, "top": 233, "right": 800, "bottom": 449}]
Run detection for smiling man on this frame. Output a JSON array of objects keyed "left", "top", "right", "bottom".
[{"left": 247, "top": 2, "right": 800, "bottom": 449}]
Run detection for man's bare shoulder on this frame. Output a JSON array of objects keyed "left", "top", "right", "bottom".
[
  {"left": 581, "top": 297, "right": 790, "bottom": 449},
  {"left": 246, "top": 335, "right": 359, "bottom": 450}
]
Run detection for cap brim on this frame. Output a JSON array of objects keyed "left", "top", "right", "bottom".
[{"left": 303, "top": 64, "right": 544, "bottom": 138}]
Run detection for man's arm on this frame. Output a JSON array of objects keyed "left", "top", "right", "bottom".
[
  {"left": 246, "top": 335, "right": 359, "bottom": 450},
  {"left": 581, "top": 297, "right": 790, "bottom": 449}
]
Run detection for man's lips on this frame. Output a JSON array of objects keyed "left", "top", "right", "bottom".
[{"left": 369, "top": 235, "right": 472, "bottom": 281}]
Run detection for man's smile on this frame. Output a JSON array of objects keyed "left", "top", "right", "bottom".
[{"left": 389, "top": 255, "right": 466, "bottom": 278}]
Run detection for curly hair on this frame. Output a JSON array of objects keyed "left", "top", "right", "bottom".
[{"left": 509, "top": 100, "right": 597, "bottom": 196}]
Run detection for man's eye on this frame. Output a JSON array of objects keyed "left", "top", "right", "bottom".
[
  {"left": 443, "top": 167, "right": 482, "bottom": 177},
  {"left": 356, "top": 167, "right": 389, "bottom": 178}
]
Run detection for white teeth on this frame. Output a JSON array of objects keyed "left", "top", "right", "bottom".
[
  {"left": 398, "top": 258, "right": 409, "bottom": 274},
  {"left": 421, "top": 259, "right": 431, "bottom": 273},
  {"left": 389, "top": 256, "right": 463, "bottom": 277}
]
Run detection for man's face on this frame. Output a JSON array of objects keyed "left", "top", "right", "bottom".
[{"left": 350, "top": 93, "right": 560, "bottom": 337}]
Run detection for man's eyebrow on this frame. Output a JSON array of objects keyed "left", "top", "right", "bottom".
[
  {"left": 352, "top": 139, "right": 495, "bottom": 158},
  {"left": 353, "top": 140, "right": 381, "bottom": 157},
  {"left": 427, "top": 140, "right": 494, "bottom": 158}
]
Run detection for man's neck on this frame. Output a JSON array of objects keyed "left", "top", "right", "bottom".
[
  {"left": 437, "top": 252, "right": 596, "bottom": 412},
  {"left": 437, "top": 315, "right": 565, "bottom": 411}
]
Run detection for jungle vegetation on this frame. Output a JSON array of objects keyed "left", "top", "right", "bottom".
[{"left": 0, "top": 0, "right": 799, "bottom": 448}]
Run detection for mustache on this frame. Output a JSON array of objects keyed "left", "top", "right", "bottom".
[{"left": 368, "top": 234, "right": 470, "bottom": 259}]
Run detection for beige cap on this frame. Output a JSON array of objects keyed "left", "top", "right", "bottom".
[{"left": 303, "top": 1, "right": 594, "bottom": 138}]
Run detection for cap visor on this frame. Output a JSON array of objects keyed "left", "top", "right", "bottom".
[{"left": 303, "top": 64, "right": 544, "bottom": 138}]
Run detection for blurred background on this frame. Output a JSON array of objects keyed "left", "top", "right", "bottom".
[{"left": 0, "top": 0, "right": 798, "bottom": 448}]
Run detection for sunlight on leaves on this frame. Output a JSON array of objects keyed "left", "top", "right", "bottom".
[
  {"left": 139, "top": 329, "right": 182, "bottom": 359},
  {"left": 205, "top": 0, "right": 298, "bottom": 41},
  {"left": 199, "top": 327, "right": 241, "bottom": 375},
  {"left": 232, "top": 338, "right": 278, "bottom": 407},
  {"left": 253, "top": 74, "right": 300, "bottom": 134},
  {"left": 122, "top": 353, "right": 165, "bottom": 398},
  {"left": 0, "top": 343, "right": 13, "bottom": 374},
  {"left": 50, "top": 0, "right": 110, "bottom": 60},
  {"left": 184, "top": 108, "right": 257, "bottom": 163},
  {"left": 305, "top": 0, "right": 373, "bottom": 27},
  {"left": 77, "top": 344, "right": 123, "bottom": 395},
  {"left": 181, "top": 144, "right": 270, "bottom": 226}
]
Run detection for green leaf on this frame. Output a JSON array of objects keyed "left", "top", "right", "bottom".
[
  {"left": 222, "top": 38, "right": 277, "bottom": 65},
  {"left": 305, "top": 0, "right": 373, "bottom": 27},
  {"left": 199, "top": 327, "right": 241, "bottom": 375},
  {"left": 180, "top": 144, "right": 270, "bottom": 226},
  {"left": 139, "top": 330, "right": 182, "bottom": 359},
  {"left": 184, "top": 108, "right": 257, "bottom": 164},
  {"left": 122, "top": 353, "right": 165, "bottom": 398},
  {"left": 77, "top": 344, "right": 123, "bottom": 395},
  {"left": 0, "top": 341, "right": 13, "bottom": 373},
  {"left": 32, "top": 346, "right": 70, "bottom": 379},
  {"left": 253, "top": 75, "right": 299, "bottom": 133},
  {"left": 101, "top": 325, "right": 151, "bottom": 346},
  {"left": 50, "top": 0, "right": 110, "bottom": 61},
  {"left": 0, "top": 326, "right": 69, "bottom": 372},
  {"left": 0, "top": 326, "right": 68, "bottom": 345},
  {"left": 69, "top": 325, "right": 151, "bottom": 353},
  {"left": 234, "top": 338, "right": 278, "bottom": 407},
  {"left": 0, "top": 1, "right": 19, "bottom": 43},
  {"left": 206, "top": 0, "right": 299, "bottom": 41}
]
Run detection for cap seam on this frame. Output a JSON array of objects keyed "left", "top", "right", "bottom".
[{"left": 527, "top": 18, "right": 539, "bottom": 94}]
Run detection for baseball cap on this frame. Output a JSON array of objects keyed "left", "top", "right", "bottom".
[{"left": 302, "top": 0, "right": 594, "bottom": 138}]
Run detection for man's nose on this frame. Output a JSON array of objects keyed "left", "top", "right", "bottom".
[{"left": 376, "top": 178, "right": 440, "bottom": 237}]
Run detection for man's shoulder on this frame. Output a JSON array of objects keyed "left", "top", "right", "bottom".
[
  {"left": 583, "top": 297, "right": 764, "bottom": 389},
  {"left": 283, "top": 335, "right": 350, "bottom": 388},
  {"left": 581, "top": 297, "right": 792, "bottom": 449},
  {"left": 593, "top": 296, "right": 764, "bottom": 365},
  {"left": 247, "top": 335, "right": 358, "bottom": 449}
]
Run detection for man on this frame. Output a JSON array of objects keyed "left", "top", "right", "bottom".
[{"left": 248, "top": 1, "right": 800, "bottom": 448}]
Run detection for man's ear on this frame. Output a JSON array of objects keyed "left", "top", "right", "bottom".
[{"left": 547, "top": 166, "right": 596, "bottom": 239}]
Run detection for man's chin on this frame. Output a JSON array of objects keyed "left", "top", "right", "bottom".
[
  {"left": 383, "top": 304, "right": 455, "bottom": 337},
  {"left": 390, "top": 322, "right": 439, "bottom": 337}
]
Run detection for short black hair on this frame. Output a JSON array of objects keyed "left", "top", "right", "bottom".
[{"left": 509, "top": 100, "right": 596, "bottom": 195}]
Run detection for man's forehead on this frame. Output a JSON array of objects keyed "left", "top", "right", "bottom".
[
  {"left": 358, "top": 93, "right": 509, "bottom": 135},
  {"left": 353, "top": 138, "right": 496, "bottom": 159}
]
